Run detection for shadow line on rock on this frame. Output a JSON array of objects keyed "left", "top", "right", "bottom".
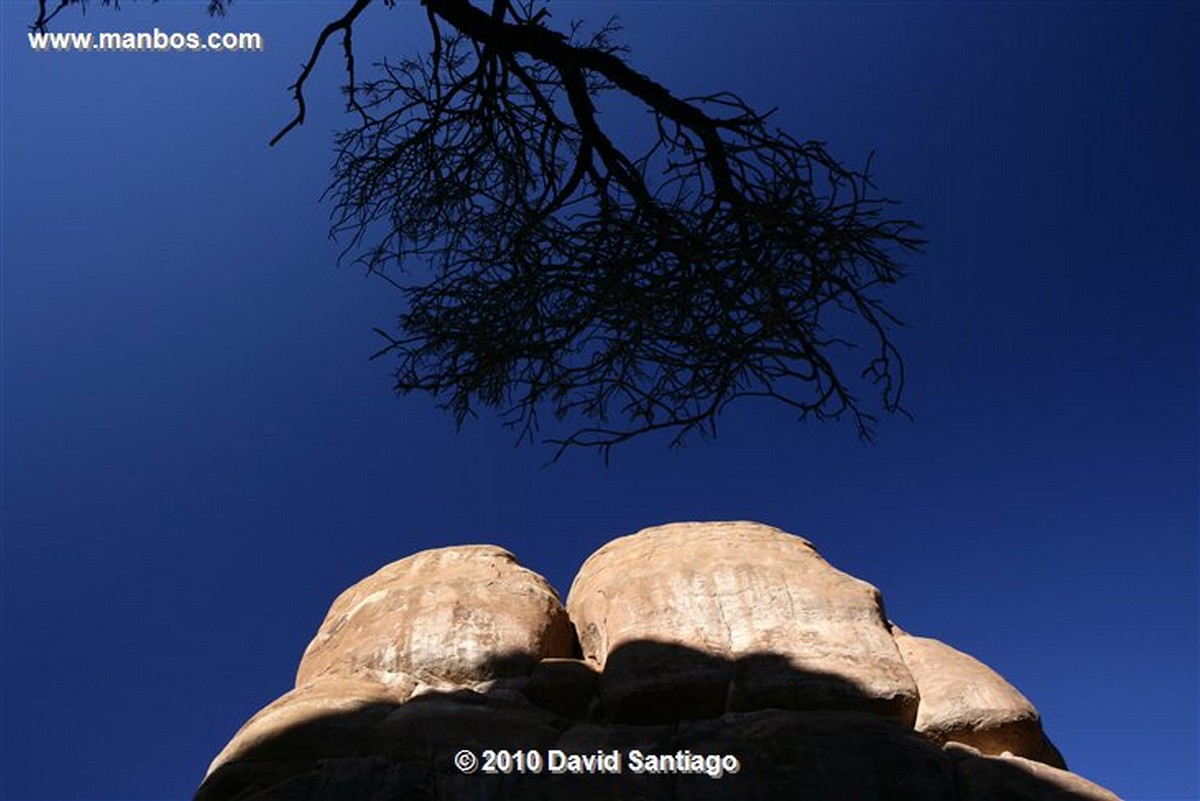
[{"left": 195, "top": 640, "right": 1095, "bottom": 801}]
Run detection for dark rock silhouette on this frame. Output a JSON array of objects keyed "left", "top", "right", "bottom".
[{"left": 195, "top": 522, "right": 1120, "bottom": 800}]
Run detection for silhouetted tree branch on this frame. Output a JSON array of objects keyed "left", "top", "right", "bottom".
[
  {"left": 31, "top": 0, "right": 228, "bottom": 33},
  {"left": 35, "top": 0, "right": 924, "bottom": 461}
]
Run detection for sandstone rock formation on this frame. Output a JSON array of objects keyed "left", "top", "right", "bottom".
[
  {"left": 195, "top": 522, "right": 1121, "bottom": 801},
  {"left": 295, "top": 544, "right": 575, "bottom": 691},
  {"left": 893, "top": 628, "right": 1066, "bottom": 768},
  {"left": 567, "top": 522, "right": 918, "bottom": 724}
]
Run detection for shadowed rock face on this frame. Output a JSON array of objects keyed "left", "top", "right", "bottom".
[
  {"left": 567, "top": 522, "right": 919, "bottom": 725},
  {"left": 195, "top": 522, "right": 1121, "bottom": 801}
]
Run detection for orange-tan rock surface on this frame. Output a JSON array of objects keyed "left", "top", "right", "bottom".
[
  {"left": 566, "top": 521, "right": 919, "bottom": 724},
  {"left": 295, "top": 544, "right": 575, "bottom": 690},
  {"left": 895, "top": 629, "right": 1065, "bottom": 767},
  {"left": 195, "top": 522, "right": 1122, "bottom": 801}
]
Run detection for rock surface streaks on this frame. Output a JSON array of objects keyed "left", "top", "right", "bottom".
[{"left": 196, "top": 521, "right": 1121, "bottom": 801}]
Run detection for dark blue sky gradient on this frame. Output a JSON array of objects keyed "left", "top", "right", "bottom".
[{"left": 2, "top": 2, "right": 1197, "bottom": 799}]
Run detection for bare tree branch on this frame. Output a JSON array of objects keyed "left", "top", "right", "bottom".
[
  {"left": 313, "top": 0, "right": 924, "bottom": 457},
  {"left": 34, "top": 0, "right": 924, "bottom": 459},
  {"left": 32, "top": 0, "right": 230, "bottom": 33},
  {"left": 269, "top": 0, "right": 375, "bottom": 146}
]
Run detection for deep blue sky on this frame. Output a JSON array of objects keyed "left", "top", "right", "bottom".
[{"left": 2, "top": 2, "right": 1197, "bottom": 799}]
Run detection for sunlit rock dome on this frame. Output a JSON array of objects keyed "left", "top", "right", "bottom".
[{"left": 195, "top": 521, "right": 1119, "bottom": 801}]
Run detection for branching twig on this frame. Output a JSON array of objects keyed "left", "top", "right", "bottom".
[
  {"left": 269, "top": 0, "right": 373, "bottom": 146},
  {"left": 33, "top": 0, "right": 923, "bottom": 459}
]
